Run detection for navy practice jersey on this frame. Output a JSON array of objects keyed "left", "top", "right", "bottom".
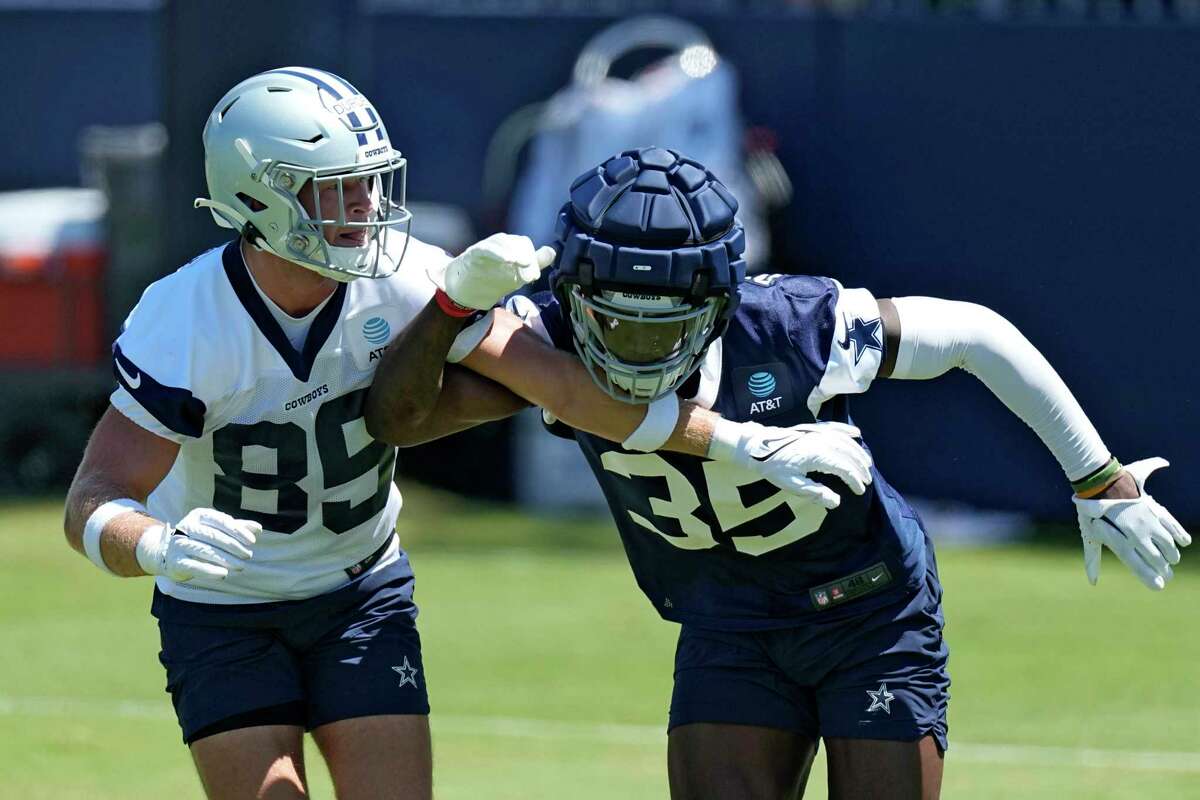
[{"left": 508, "top": 274, "right": 932, "bottom": 630}]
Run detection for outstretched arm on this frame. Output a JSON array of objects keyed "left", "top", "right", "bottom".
[
  {"left": 362, "top": 288, "right": 715, "bottom": 450},
  {"left": 363, "top": 297, "right": 531, "bottom": 446},
  {"left": 369, "top": 304, "right": 868, "bottom": 506},
  {"left": 366, "top": 303, "right": 873, "bottom": 507},
  {"left": 365, "top": 233, "right": 872, "bottom": 505},
  {"left": 878, "top": 296, "right": 1191, "bottom": 589}
]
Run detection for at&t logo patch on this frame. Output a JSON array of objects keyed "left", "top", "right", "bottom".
[
  {"left": 362, "top": 316, "right": 391, "bottom": 345},
  {"left": 733, "top": 363, "right": 793, "bottom": 420},
  {"left": 747, "top": 371, "right": 777, "bottom": 398}
]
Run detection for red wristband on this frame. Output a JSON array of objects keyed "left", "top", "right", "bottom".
[{"left": 434, "top": 288, "right": 475, "bottom": 318}]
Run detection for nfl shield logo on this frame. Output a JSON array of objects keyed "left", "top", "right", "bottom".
[{"left": 815, "top": 590, "right": 829, "bottom": 607}]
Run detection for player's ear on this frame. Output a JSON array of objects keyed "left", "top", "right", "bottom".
[{"left": 877, "top": 298, "right": 901, "bottom": 379}]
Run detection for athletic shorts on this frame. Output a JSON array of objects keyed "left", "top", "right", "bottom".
[
  {"left": 152, "top": 553, "right": 429, "bottom": 744},
  {"left": 669, "top": 555, "right": 950, "bottom": 751}
]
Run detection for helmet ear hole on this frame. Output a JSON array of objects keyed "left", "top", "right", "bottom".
[
  {"left": 235, "top": 192, "right": 268, "bottom": 213},
  {"left": 234, "top": 192, "right": 270, "bottom": 249}
]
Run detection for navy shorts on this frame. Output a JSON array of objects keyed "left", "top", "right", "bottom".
[
  {"left": 669, "top": 556, "right": 950, "bottom": 750},
  {"left": 152, "top": 556, "right": 429, "bottom": 744}
]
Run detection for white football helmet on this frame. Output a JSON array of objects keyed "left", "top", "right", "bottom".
[{"left": 195, "top": 67, "right": 411, "bottom": 281}]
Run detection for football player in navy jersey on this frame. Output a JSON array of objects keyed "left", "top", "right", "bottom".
[{"left": 370, "top": 146, "right": 1190, "bottom": 799}]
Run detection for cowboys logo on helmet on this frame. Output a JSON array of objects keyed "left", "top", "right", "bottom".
[
  {"left": 195, "top": 66, "right": 412, "bottom": 281},
  {"left": 550, "top": 146, "right": 746, "bottom": 403}
]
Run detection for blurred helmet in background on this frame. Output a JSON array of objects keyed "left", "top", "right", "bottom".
[
  {"left": 499, "top": 15, "right": 779, "bottom": 274},
  {"left": 550, "top": 146, "right": 745, "bottom": 404},
  {"left": 195, "top": 66, "right": 411, "bottom": 281}
]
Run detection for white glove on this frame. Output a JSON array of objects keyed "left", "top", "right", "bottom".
[
  {"left": 135, "top": 508, "right": 260, "bottom": 582},
  {"left": 1073, "top": 458, "right": 1191, "bottom": 590},
  {"left": 709, "top": 419, "right": 874, "bottom": 509},
  {"left": 428, "top": 233, "right": 556, "bottom": 310}
]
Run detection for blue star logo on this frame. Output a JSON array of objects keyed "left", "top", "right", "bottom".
[
  {"left": 392, "top": 656, "right": 420, "bottom": 688},
  {"left": 866, "top": 682, "right": 895, "bottom": 714},
  {"left": 838, "top": 315, "right": 883, "bottom": 366}
]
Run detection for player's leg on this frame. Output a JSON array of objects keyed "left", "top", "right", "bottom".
[
  {"left": 668, "top": 625, "right": 820, "bottom": 800},
  {"left": 669, "top": 723, "right": 817, "bottom": 800},
  {"left": 299, "top": 559, "right": 432, "bottom": 799},
  {"left": 189, "top": 721, "right": 308, "bottom": 799},
  {"left": 153, "top": 592, "right": 313, "bottom": 799},
  {"left": 824, "top": 735, "right": 943, "bottom": 800},
  {"left": 809, "top": 555, "right": 951, "bottom": 800},
  {"left": 311, "top": 714, "right": 432, "bottom": 800}
]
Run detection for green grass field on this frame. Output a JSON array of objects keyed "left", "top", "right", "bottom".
[{"left": 1, "top": 488, "right": 1197, "bottom": 798}]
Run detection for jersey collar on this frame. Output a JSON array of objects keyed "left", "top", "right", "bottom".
[{"left": 221, "top": 240, "right": 347, "bottom": 382}]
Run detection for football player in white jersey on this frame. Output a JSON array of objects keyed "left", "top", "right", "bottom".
[{"left": 63, "top": 70, "right": 874, "bottom": 800}]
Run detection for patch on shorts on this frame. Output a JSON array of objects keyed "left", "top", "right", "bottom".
[{"left": 809, "top": 562, "right": 893, "bottom": 610}]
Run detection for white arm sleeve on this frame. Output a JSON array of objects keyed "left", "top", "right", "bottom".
[{"left": 889, "top": 296, "right": 1111, "bottom": 482}]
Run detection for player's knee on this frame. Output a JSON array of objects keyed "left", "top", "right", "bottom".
[{"left": 189, "top": 725, "right": 308, "bottom": 800}]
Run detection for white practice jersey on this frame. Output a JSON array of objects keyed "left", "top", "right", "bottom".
[{"left": 110, "top": 236, "right": 448, "bottom": 604}]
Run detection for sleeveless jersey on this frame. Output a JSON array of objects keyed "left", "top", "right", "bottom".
[
  {"left": 510, "top": 274, "right": 932, "bottom": 630},
  {"left": 110, "top": 236, "right": 448, "bottom": 604}
]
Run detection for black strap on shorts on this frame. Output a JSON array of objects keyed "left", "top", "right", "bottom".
[
  {"left": 344, "top": 533, "right": 395, "bottom": 579},
  {"left": 187, "top": 700, "right": 306, "bottom": 745}
]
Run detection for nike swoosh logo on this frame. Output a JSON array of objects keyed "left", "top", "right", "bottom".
[
  {"left": 870, "top": 574, "right": 883, "bottom": 583},
  {"left": 751, "top": 435, "right": 795, "bottom": 462},
  {"left": 116, "top": 358, "right": 142, "bottom": 390}
]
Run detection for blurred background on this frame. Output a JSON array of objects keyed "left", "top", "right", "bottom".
[{"left": 0, "top": 1, "right": 1197, "bottom": 798}]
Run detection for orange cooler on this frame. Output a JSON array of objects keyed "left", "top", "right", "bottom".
[{"left": 0, "top": 189, "right": 108, "bottom": 368}]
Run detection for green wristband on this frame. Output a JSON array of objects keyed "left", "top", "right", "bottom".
[{"left": 1071, "top": 457, "right": 1122, "bottom": 494}]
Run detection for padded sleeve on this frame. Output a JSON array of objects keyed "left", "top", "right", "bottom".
[{"left": 804, "top": 282, "right": 885, "bottom": 417}]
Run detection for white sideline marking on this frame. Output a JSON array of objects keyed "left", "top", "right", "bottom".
[{"left": 2, "top": 694, "right": 1198, "bottom": 773}]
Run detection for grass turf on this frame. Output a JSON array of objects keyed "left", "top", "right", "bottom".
[{"left": 0, "top": 487, "right": 1196, "bottom": 798}]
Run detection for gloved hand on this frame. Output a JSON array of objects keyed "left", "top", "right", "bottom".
[
  {"left": 428, "top": 233, "right": 556, "bottom": 310},
  {"left": 135, "top": 508, "right": 260, "bottom": 582},
  {"left": 709, "top": 419, "right": 873, "bottom": 509},
  {"left": 1073, "top": 458, "right": 1191, "bottom": 590}
]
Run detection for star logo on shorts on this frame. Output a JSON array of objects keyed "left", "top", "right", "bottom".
[
  {"left": 392, "top": 657, "right": 420, "bottom": 688},
  {"left": 866, "top": 682, "right": 895, "bottom": 714}
]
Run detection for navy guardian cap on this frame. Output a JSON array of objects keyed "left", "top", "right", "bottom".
[{"left": 550, "top": 147, "right": 746, "bottom": 403}]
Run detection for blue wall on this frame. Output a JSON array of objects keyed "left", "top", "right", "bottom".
[
  {"left": 3, "top": 3, "right": 1195, "bottom": 519},
  {"left": 797, "top": 21, "right": 1200, "bottom": 517},
  {"left": 0, "top": 8, "right": 160, "bottom": 188},
  {"left": 359, "top": 10, "right": 1199, "bottom": 519}
]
